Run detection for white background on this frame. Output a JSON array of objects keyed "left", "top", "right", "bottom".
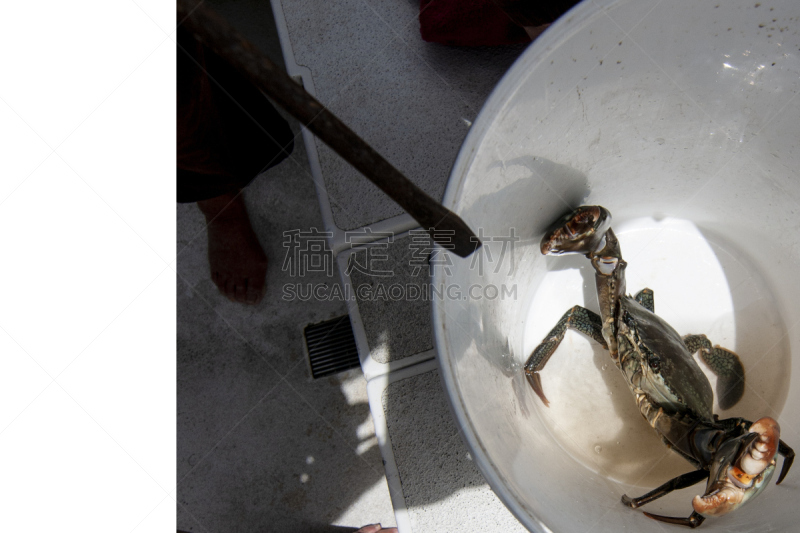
[{"left": 0, "top": 1, "right": 176, "bottom": 531}]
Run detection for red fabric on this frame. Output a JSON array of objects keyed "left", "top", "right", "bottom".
[{"left": 419, "top": 0, "right": 530, "bottom": 47}]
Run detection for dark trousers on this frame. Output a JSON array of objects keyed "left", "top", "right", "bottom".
[{"left": 176, "top": 27, "right": 294, "bottom": 203}]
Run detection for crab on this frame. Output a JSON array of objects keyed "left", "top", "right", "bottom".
[{"left": 524, "top": 206, "right": 794, "bottom": 528}]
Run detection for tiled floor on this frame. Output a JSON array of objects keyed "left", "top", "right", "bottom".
[
  {"left": 276, "top": 0, "right": 527, "bottom": 230},
  {"left": 176, "top": 3, "right": 396, "bottom": 531}
]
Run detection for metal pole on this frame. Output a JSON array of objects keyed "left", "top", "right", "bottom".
[{"left": 177, "top": 0, "right": 481, "bottom": 257}]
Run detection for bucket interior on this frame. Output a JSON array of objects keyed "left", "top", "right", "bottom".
[{"left": 434, "top": 1, "right": 800, "bottom": 531}]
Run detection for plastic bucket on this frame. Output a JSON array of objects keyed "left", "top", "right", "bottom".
[{"left": 432, "top": 0, "right": 800, "bottom": 530}]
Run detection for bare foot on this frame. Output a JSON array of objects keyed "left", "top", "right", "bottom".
[
  {"left": 197, "top": 191, "right": 267, "bottom": 304},
  {"left": 355, "top": 525, "right": 398, "bottom": 533}
]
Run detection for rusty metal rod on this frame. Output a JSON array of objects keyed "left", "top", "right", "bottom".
[{"left": 177, "top": 0, "right": 481, "bottom": 257}]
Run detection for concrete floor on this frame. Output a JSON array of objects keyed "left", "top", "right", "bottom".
[
  {"left": 175, "top": 3, "right": 396, "bottom": 531},
  {"left": 176, "top": 119, "right": 396, "bottom": 533}
]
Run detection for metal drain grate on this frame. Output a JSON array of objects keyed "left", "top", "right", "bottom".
[{"left": 304, "top": 315, "right": 360, "bottom": 378}]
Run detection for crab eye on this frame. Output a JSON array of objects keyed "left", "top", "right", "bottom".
[{"left": 648, "top": 354, "right": 661, "bottom": 372}]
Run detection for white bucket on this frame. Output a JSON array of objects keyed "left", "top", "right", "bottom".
[{"left": 433, "top": 0, "right": 800, "bottom": 531}]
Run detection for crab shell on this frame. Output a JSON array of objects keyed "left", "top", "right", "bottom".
[{"left": 618, "top": 297, "right": 714, "bottom": 422}]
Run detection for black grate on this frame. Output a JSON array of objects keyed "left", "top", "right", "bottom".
[{"left": 304, "top": 315, "right": 361, "bottom": 379}]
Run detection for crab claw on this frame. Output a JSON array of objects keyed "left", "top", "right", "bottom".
[
  {"left": 540, "top": 206, "right": 612, "bottom": 256},
  {"left": 740, "top": 418, "right": 780, "bottom": 476},
  {"left": 692, "top": 417, "right": 780, "bottom": 518},
  {"left": 691, "top": 488, "right": 745, "bottom": 517}
]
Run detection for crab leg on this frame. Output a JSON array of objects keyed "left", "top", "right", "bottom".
[
  {"left": 643, "top": 510, "right": 705, "bottom": 529},
  {"left": 777, "top": 440, "right": 795, "bottom": 485},
  {"left": 682, "top": 334, "right": 745, "bottom": 410},
  {"left": 633, "top": 287, "right": 654, "bottom": 312},
  {"left": 621, "top": 469, "right": 708, "bottom": 509},
  {"left": 524, "top": 305, "right": 606, "bottom": 406}
]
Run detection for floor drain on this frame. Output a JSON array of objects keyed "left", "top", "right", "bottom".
[{"left": 304, "top": 315, "right": 360, "bottom": 379}]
